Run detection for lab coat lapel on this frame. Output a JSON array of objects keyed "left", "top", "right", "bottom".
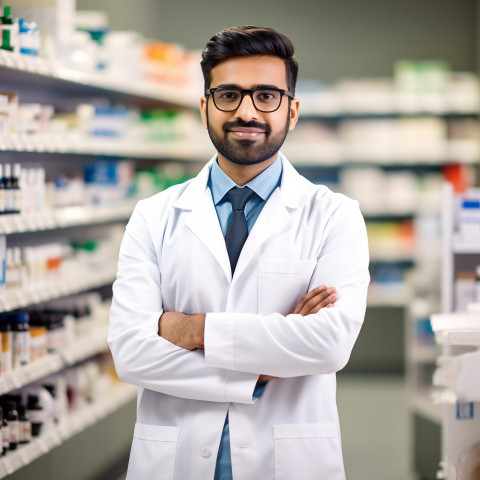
[
  {"left": 234, "top": 187, "right": 290, "bottom": 279},
  {"left": 174, "top": 159, "right": 232, "bottom": 282},
  {"left": 234, "top": 155, "right": 307, "bottom": 279}
]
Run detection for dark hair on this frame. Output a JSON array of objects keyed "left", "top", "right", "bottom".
[{"left": 201, "top": 25, "right": 299, "bottom": 95}]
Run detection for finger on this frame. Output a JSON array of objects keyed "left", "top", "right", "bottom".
[
  {"left": 293, "top": 285, "right": 327, "bottom": 314},
  {"left": 297, "top": 287, "right": 336, "bottom": 316},
  {"left": 297, "top": 288, "right": 334, "bottom": 315},
  {"left": 303, "top": 292, "right": 337, "bottom": 315}
]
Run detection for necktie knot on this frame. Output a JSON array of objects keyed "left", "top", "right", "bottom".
[{"left": 227, "top": 186, "right": 254, "bottom": 211}]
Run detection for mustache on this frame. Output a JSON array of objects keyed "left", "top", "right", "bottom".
[{"left": 222, "top": 120, "right": 271, "bottom": 135}]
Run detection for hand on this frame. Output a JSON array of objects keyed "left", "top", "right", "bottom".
[
  {"left": 256, "top": 285, "right": 337, "bottom": 384},
  {"left": 158, "top": 312, "right": 205, "bottom": 350},
  {"left": 292, "top": 285, "right": 337, "bottom": 316}
]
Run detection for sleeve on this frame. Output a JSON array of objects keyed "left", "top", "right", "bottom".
[
  {"left": 204, "top": 198, "right": 370, "bottom": 377},
  {"left": 108, "top": 200, "right": 258, "bottom": 403}
]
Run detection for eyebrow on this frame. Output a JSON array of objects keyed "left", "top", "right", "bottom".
[{"left": 213, "top": 83, "right": 283, "bottom": 90}]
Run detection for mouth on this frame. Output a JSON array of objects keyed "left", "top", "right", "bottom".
[{"left": 227, "top": 127, "right": 266, "bottom": 139}]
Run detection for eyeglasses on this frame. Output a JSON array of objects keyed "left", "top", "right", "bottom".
[{"left": 205, "top": 86, "right": 294, "bottom": 113}]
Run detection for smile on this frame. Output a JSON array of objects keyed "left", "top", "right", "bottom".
[{"left": 228, "top": 128, "right": 266, "bottom": 139}]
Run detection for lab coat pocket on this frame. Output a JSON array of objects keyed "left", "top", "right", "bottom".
[
  {"left": 274, "top": 423, "right": 344, "bottom": 480},
  {"left": 258, "top": 259, "right": 316, "bottom": 315},
  {"left": 126, "top": 423, "right": 180, "bottom": 480}
]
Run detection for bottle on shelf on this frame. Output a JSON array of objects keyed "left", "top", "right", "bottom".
[
  {"left": 10, "top": 311, "right": 30, "bottom": 369},
  {"left": 18, "top": 404, "right": 31, "bottom": 445},
  {"left": 1, "top": 405, "right": 8, "bottom": 456},
  {"left": 0, "top": 6, "right": 16, "bottom": 53},
  {"left": 5, "top": 400, "right": 19, "bottom": 451},
  {"left": 0, "top": 312, "right": 13, "bottom": 375},
  {"left": 2, "top": 163, "right": 15, "bottom": 214},
  {"left": 12, "top": 163, "right": 21, "bottom": 214},
  {"left": 26, "top": 394, "right": 44, "bottom": 437}
]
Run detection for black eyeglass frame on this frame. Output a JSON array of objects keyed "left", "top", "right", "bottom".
[{"left": 205, "top": 86, "right": 295, "bottom": 113}]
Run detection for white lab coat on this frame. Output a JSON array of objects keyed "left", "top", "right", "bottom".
[{"left": 108, "top": 154, "right": 370, "bottom": 480}]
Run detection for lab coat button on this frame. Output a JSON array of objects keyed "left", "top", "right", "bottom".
[{"left": 200, "top": 445, "right": 212, "bottom": 458}]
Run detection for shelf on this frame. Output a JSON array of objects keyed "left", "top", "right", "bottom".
[
  {"left": 0, "top": 202, "right": 135, "bottom": 235},
  {"left": 431, "top": 312, "right": 480, "bottom": 344},
  {"left": 0, "top": 304, "right": 110, "bottom": 394},
  {"left": 297, "top": 93, "right": 480, "bottom": 117},
  {"left": 2, "top": 131, "right": 476, "bottom": 167},
  {"left": 452, "top": 239, "right": 480, "bottom": 254},
  {"left": 0, "top": 133, "right": 211, "bottom": 161},
  {"left": 0, "top": 50, "right": 198, "bottom": 109},
  {"left": 283, "top": 140, "right": 479, "bottom": 166},
  {"left": 0, "top": 266, "right": 116, "bottom": 313},
  {"left": 0, "top": 382, "right": 137, "bottom": 479}
]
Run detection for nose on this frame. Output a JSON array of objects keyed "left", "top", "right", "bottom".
[{"left": 235, "top": 93, "right": 259, "bottom": 121}]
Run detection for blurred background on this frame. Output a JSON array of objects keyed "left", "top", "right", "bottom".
[{"left": 0, "top": 1, "right": 479, "bottom": 479}]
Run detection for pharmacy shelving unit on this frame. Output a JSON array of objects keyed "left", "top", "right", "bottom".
[
  {"left": 409, "top": 185, "right": 480, "bottom": 480},
  {"left": 432, "top": 185, "right": 480, "bottom": 480},
  {"left": 430, "top": 311, "right": 480, "bottom": 480},
  {"left": 0, "top": 49, "right": 206, "bottom": 480},
  {"left": 284, "top": 90, "right": 480, "bottom": 473}
]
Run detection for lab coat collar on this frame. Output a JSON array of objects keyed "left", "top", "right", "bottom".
[
  {"left": 172, "top": 152, "right": 309, "bottom": 212},
  {"left": 172, "top": 152, "right": 312, "bottom": 282}
]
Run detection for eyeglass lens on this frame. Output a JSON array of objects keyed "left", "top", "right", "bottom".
[{"left": 213, "top": 88, "right": 283, "bottom": 112}]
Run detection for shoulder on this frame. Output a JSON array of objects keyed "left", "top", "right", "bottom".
[
  {"left": 126, "top": 178, "right": 195, "bottom": 234},
  {"left": 282, "top": 158, "right": 361, "bottom": 220}
]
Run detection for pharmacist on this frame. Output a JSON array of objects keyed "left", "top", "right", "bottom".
[{"left": 109, "top": 25, "right": 370, "bottom": 480}]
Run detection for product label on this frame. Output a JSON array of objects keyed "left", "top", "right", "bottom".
[
  {"left": 3, "top": 191, "right": 14, "bottom": 212},
  {"left": 27, "top": 409, "right": 45, "bottom": 424},
  {"left": 456, "top": 401, "right": 474, "bottom": 420},
  {"left": 21, "top": 422, "right": 31, "bottom": 443},
  {"left": 2, "top": 426, "right": 8, "bottom": 448},
  {"left": 12, "top": 331, "right": 30, "bottom": 368},
  {"left": 2, "top": 346, "right": 12, "bottom": 373},
  {"left": 0, "top": 190, "right": 5, "bottom": 214},
  {"left": 9, "top": 420, "right": 19, "bottom": 444}
]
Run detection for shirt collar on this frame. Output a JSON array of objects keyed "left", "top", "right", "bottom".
[{"left": 209, "top": 155, "right": 283, "bottom": 204}]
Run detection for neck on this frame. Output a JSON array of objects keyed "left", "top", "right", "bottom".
[{"left": 217, "top": 154, "right": 277, "bottom": 186}]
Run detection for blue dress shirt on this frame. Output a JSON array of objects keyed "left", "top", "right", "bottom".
[{"left": 208, "top": 156, "right": 283, "bottom": 480}]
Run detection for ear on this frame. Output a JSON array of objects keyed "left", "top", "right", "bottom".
[
  {"left": 200, "top": 97, "right": 208, "bottom": 129},
  {"left": 288, "top": 98, "right": 300, "bottom": 131}
]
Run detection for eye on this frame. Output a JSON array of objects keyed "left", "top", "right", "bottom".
[
  {"left": 217, "top": 90, "right": 240, "bottom": 102},
  {"left": 255, "top": 90, "right": 280, "bottom": 103}
]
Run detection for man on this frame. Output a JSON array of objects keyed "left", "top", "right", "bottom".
[{"left": 109, "top": 25, "right": 369, "bottom": 480}]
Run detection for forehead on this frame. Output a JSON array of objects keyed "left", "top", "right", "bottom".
[{"left": 210, "top": 55, "right": 287, "bottom": 88}]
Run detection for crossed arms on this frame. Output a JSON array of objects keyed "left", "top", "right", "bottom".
[
  {"left": 158, "top": 285, "right": 337, "bottom": 350},
  {"left": 108, "top": 196, "right": 369, "bottom": 403},
  {"left": 158, "top": 285, "right": 337, "bottom": 383}
]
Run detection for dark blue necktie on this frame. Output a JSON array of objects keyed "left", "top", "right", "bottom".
[{"left": 225, "top": 186, "right": 254, "bottom": 274}]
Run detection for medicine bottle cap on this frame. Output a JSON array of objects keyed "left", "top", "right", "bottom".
[
  {"left": 1, "top": 6, "right": 12, "bottom": 22},
  {"left": 0, "top": 313, "right": 11, "bottom": 332},
  {"left": 15, "top": 312, "right": 29, "bottom": 324}
]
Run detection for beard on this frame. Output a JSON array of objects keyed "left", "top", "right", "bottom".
[{"left": 206, "top": 106, "right": 290, "bottom": 166}]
